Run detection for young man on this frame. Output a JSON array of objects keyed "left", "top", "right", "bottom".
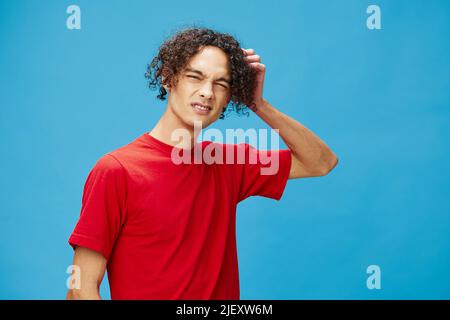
[{"left": 67, "top": 27, "right": 338, "bottom": 300}]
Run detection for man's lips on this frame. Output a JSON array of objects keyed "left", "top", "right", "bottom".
[
  {"left": 191, "top": 102, "right": 212, "bottom": 114},
  {"left": 191, "top": 102, "right": 212, "bottom": 110}
]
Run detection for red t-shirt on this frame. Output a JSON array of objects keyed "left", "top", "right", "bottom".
[{"left": 68, "top": 132, "right": 291, "bottom": 299}]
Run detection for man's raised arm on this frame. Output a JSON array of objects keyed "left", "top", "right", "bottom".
[
  {"left": 242, "top": 48, "right": 339, "bottom": 179},
  {"left": 255, "top": 99, "right": 339, "bottom": 179}
]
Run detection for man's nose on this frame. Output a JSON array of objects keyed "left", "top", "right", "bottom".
[{"left": 199, "top": 82, "right": 213, "bottom": 99}]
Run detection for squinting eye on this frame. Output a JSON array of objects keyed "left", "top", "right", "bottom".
[{"left": 186, "top": 75, "right": 228, "bottom": 89}]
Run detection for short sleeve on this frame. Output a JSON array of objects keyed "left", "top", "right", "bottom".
[
  {"left": 236, "top": 143, "right": 292, "bottom": 202},
  {"left": 68, "top": 154, "right": 128, "bottom": 260}
]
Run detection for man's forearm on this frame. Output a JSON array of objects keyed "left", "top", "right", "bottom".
[
  {"left": 255, "top": 99, "right": 338, "bottom": 177},
  {"left": 66, "top": 289, "right": 102, "bottom": 300}
]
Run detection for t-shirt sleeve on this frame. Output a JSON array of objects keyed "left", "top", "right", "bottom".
[
  {"left": 68, "top": 154, "right": 128, "bottom": 260},
  {"left": 236, "top": 143, "right": 292, "bottom": 202}
]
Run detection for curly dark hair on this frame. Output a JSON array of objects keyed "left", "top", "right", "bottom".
[{"left": 145, "top": 26, "right": 257, "bottom": 119}]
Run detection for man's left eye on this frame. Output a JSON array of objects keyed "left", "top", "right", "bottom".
[{"left": 187, "top": 75, "right": 228, "bottom": 89}]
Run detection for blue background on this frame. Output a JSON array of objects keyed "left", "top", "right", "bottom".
[{"left": 0, "top": 0, "right": 449, "bottom": 299}]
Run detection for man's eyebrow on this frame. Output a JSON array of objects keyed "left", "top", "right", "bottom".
[{"left": 184, "top": 67, "right": 231, "bottom": 84}]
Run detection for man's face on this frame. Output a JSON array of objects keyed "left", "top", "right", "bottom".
[{"left": 164, "top": 46, "right": 232, "bottom": 129}]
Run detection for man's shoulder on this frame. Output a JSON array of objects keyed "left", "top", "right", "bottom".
[
  {"left": 102, "top": 134, "right": 144, "bottom": 164},
  {"left": 91, "top": 138, "right": 139, "bottom": 171},
  {"left": 92, "top": 153, "right": 125, "bottom": 174}
]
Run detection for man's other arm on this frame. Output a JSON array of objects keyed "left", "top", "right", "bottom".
[{"left": 66, "top": 246, "right": 107, "bottom": 300}]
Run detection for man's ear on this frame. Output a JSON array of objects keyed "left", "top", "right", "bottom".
[
  {"left": 162, "top": 77, "right": 170, "bottom": 92},
  {"left": 161, "top": 68, "right": 172, "bottom": 92}
]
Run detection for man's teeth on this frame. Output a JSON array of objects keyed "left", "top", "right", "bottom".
[{"left": 193, "top": 104, "right": 210, "bottom": 111}]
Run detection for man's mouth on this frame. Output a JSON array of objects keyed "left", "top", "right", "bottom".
[{"left": 191, "top": 102, "right": 212, "bottom": 114}]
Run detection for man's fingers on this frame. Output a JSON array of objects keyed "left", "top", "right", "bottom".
[
  {"left": 242, "top": 48, "right": 265, "bottom": 72},
  {"left": 242, "top": 48, "right": 255, "bottom": 56},
  {"left": 249, "top": 62, "right": 266, "bottom": 71},
  {"left": 244, "top": 54, "right": 261, "bottom": 63}
]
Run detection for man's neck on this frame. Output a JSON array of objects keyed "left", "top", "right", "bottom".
[{"left": 149, "top": 107, "right": 199, "bottom": 149}]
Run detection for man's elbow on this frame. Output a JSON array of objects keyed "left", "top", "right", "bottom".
[
  {"left": 320, "top": 155, "right": 339, "bottom": 176},
  {"left": 312, "top": 154, "right": 339, "bottom": 177}
]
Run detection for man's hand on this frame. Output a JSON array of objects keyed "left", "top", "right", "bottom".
[{"left": 242, "top": 48, "right": 266, "bottom": 111}]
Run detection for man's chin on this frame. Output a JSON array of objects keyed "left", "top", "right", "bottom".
[{"left": 186, "top": 116, "right": 214, "bottom": 130}]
